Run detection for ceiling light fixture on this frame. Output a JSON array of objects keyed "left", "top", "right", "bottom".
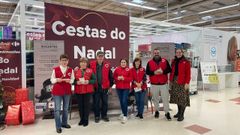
[
  {"left": 32, "top": 5, "right": 45, "bottom": 9},
  {"left": 122, "top": 2, "right": 158, "bottom": 11},
  {"left": 201, "top": 15, "right": 213, "bottom": 21},
  {"left": 173, "top": 10, "right": 187, "bottom": 15},
  {"left": 198, "top": 3, "right": 240, "bottom": 14},
  {"left": 0, "top": 0, "right": 18, "bottom": 4},
  {"left": 0, "top": 12, "right": 12, "bottom": 15},
  {"left": 132, "top": 0, "right": 144, "bottom": 4}
]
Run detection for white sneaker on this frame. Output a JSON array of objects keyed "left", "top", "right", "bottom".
[
  {"left": 118, "top": 114, "right": 123, "bottom": 120},
  {"left": 121, "top": 116, "right": 127, "bottom": 124}
]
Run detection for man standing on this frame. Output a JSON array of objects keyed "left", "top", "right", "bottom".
[
  {"left": 146, "top": 48, "right": 172, "bottom": 121},
  {"left": 90, "top": 51, "right": 114, "bottom": 123}
]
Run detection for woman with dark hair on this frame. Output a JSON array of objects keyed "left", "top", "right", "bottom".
[
  {"left": 113, "top": 59, "right": 132, "bottom": 124},
  {"left": 169, "top": 49, "right": 191, "bottom": 122},
  {"left": 130, "top": 57, "right": 147, "bottom": 119},
  {"left": 227, "top": 36, "right": 238, "bottom": 71}
]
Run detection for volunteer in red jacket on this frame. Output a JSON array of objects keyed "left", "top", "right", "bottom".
[
  {"left": 130, "top": 57, "right": 147, "bottom": 119},
  {"left": 74, "top": 57, "right": 96, "bottom": 127},
  {"left": 90, "top": 51, "right": 114, "bottom": 123},
  {"left": 50, "top": 54, "right": 74, "bottom": 134},
  {"left": 146, "top": 48, "right": 172, "bottom": 121},
  {"left": 113, "top": 59, "right": 132, "bottom": 124},
  {"left": 169, "top": 48, "right": 191, "bottom": 122}
]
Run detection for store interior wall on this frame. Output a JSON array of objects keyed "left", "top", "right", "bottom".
[{"left": 134, "top": 29, "right": 240, "bottom": 69}]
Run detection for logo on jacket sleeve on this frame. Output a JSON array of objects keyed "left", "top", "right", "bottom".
[
  {"left": 105, "top": 64, "right": 109, "bottom": 68},
  {"left": 86, "top": 69, "right": 91, "bottom": 73}
]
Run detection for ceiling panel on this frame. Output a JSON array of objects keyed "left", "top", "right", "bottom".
[{"left": 0, "top": 0, "right": 240, "bottom": 32}]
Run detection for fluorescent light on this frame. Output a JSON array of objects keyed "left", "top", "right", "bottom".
[
  {"left": 132, "top": 0, "right": 144, "bottom": 4},
  {"left": 26, "top": 4, "right": 45, "bottom": 9},
  {"left": 0, "top": 21, "right": 8, "bottom": 23},
  {"left": 0, "top": 0, "right": 18, "bottom": 4},
  {"left": 206, "top": 26, "right": 240, "bottom": 29},
  {"left": 198, "top": 3, "right": 240, "bottom": 14},
  {"left": 201, "top": 15, "right": 213, "bottom": 21},
  {"left": 122, "top": 2, "right": 158, "bottom": 10},
  {"left": 173, "top": 10, "right": 187, "bottom": 15},
  {"left": 32, "top": 5, "right": 45, "bottom": 9},
  {"left": 0, "top": 12, "right": 12, "bottom": 15}
]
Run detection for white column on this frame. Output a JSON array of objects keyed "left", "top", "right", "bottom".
[{"left": 20, "top": 0, "right": 26, "bottom": 87}]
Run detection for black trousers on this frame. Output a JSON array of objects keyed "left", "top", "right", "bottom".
[
  {"left": 93, "top": 87, "right": 108, "bottom": 118},
  {"left": 76, "top": 93, "right": 91, "bottom": 122}
]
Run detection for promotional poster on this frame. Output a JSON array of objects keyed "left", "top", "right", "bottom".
[
  {"left": 45, "top": 3, "right": 129, "bottom": 67},
  {"left": 0, "top": 40, "right": 21, "bottom": 107}
]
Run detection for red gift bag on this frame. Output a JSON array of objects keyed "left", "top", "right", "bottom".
[
  {"left": 15, "top": 88, "right": 29, "bottom": 105},
  {"left": 5, "top": 105, "right": 21, "bottom": 125},
  {"left": 21, "top": 101, "right": 35, "bottom": 125}
]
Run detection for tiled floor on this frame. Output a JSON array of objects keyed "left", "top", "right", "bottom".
[
  {"left": 1, "top": 87, "right": 240, "bottom": 135},
  {"left": 185, "top": 124, "right": 212, "bottom": 134}
]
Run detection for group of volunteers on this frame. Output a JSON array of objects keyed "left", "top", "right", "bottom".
[{"left": 50, "top": 48, "right": 191, "bottom": 133}]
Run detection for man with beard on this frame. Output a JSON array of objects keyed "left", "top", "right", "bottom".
[{"left": 146, "top": 48, "right": 172, "bottom": 121}]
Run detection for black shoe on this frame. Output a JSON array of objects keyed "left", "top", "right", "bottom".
[
  {"left": 139, "top": 114, "right": 143, "bottom": 119},
  {"left": 177, "top": 116, "right": 184, "bottom": 121},
  {"left": 78, "top": 120, "right": 84, "bottom": 126},
  {"left": 56, "top": 128, "right": 62, "bottom": 133},
  {"left": 95, "top": 117, "right": 100, "bottom": 123},
  {"left": 165, "top": 112, "right": 172, "bottom": 121},
  {"left": 102, "top": 117, "right": 110, "bottom": 122},
  {"left": 83, "top": 121, "right": 89, "bottom": 127},
  {"left": 135, "top": 114, "right": 140, "bottom": 118},
  {"left": 177, "top": 106, "right": 185, "bottom": 122},
  {"left": 62, "top": 124, "right": 71, "bottom": 129},
  {"left": 173, "top": 113, "right": 179, "bottom": 118},
  {"left": 154, "top": 111, "right": 159, "bottom": 118}
]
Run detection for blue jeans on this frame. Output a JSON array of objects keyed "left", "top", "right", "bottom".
[
  {"left": 134, "top": 90, "right": 146, "bottom": 115},
  {"left": 116, "top": 89, "right": 129, "bottom": 116},
  {"left": 53, "top": 95, "right": 71, "bottom": 129}
]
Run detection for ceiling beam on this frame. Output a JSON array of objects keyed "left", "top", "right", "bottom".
[
  {"left": 140, "top": 0, "right": 204, "bottom": 18},
  {"left": 92, "top": 0, "right": 113, "bottom": 11},
  {"left": 190, "top": 14, "right": 240, "bottom": 26},
  {"left": 204, "top": 18, "right": 240, "bottom": 27},
  {"left": 150, "top": 0, "right": 221, "bottom": 20}
]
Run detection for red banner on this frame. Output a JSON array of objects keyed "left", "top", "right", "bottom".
[
  {"left": 0, "top": 40, "right": 22, "bottom": 107},
  {"left": 45, "top": 3, "right": 129, "bottom": 67}
]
